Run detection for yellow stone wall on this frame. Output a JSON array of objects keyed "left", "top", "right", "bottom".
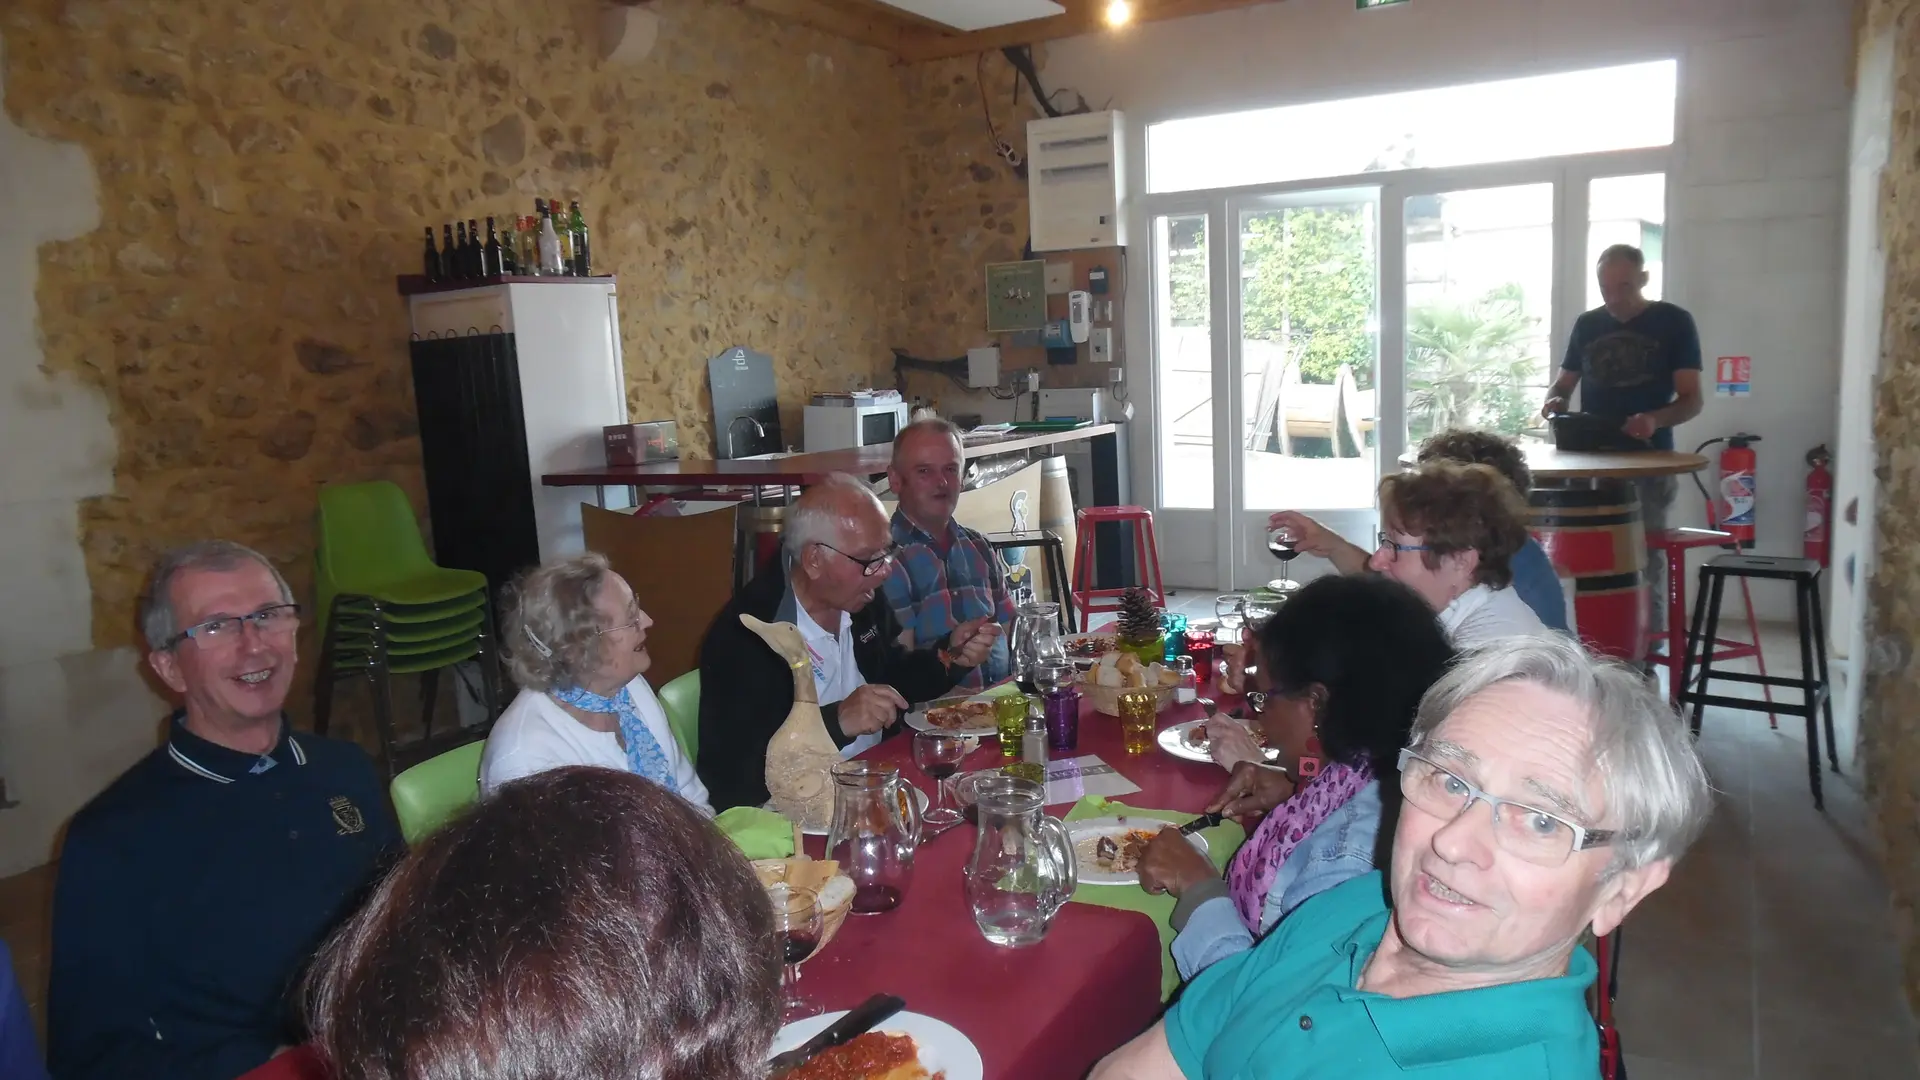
[
  {"left": 1860, "top": 0, "right": 1920, "bottom": 1015},
  {"left": 0, "top": 0, "right": 913, "bottom": 659}
]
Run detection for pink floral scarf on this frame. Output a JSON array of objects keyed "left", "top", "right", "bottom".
[{"left": 1226, "top": 761, "right": 1374, "bottom": 931}]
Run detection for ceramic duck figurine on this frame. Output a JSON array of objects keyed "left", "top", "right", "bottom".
[{"left": 742, "top": 614, "right": 841, "bottom": 832}]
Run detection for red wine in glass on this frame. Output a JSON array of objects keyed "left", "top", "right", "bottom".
[
  {"left": 852, "top": 884, "right": 902, "bottom": 913},
  {"left": 781, "top": 929, "right": 819, "bottom": 965},
  {"left": 1267, "top": 528, "right": 1302, "bottom": 594},
  {"left": 923, "top": 761, "right": 959, "bottom": 781}
]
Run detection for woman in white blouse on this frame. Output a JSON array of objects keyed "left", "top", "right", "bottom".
[
  {"left": 482, "top": 552, "right": 710, "bottom": 813},
  {"left": 1369, "top": 461, "right": 1551, "bottom": 648}
]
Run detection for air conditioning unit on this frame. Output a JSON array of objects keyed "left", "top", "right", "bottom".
[{"left": 1027, "top": 110, "right": 1127, "bottom": 252}]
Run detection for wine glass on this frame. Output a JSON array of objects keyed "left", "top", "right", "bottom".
[
  {"left": 1030, "top": 657, "right": 1076, "bottom": 697},
  {"left": 1267, "top": 524, "right": 1302, "bottom": 594},
  {"left": 767, "top": 883, "right": 825, "bottom": 1022},
  {"left": 912, "top": 730, "right": 969, "bottom": 827}
]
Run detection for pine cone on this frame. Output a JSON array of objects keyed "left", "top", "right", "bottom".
[{"left": 1116, "top": 587, "right": 1161, "bottom": 644}]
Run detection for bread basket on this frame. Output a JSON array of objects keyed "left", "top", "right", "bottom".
[
  {"left": 1080, "top": 679, "right": 1177, "bottom": 717},
  {"left": 751, "top": 857, "right": 854, "bottom": 963}
]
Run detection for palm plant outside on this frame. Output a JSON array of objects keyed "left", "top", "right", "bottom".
[{"left": 1405, "top": 282, "right": 1546, "bottom": 442}]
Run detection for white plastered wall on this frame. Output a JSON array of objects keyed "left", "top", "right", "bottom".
[{"left": 0, "top": 39, "right": 167, "bottom": 876}]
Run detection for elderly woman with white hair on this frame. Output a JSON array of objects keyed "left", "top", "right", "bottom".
[
  {"left": 480, "top": 552, "right": 710, "bottom": 813},
  {"left": 1092, "top": 633, "right": 1713, "bottom": 1080}
]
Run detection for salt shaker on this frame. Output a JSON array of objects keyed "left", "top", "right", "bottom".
[{"left": 1174, "top": 655, "right": 1198, "bottom": 705}]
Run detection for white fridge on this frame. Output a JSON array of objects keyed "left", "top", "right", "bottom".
[{"left": 404, "top": 277, "right": 628, "bottom": 589}]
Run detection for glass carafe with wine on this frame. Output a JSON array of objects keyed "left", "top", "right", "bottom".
[{"left": 1266, "top": 524, "right": 1304, "bottom": 595}]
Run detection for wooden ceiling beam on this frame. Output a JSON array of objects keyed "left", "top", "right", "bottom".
[
  {"left": 733, "top": 0, "right": 919, "bottom": 56},
  {"left": 892, "top": 0, "right": 1280, "bottom": 62}
]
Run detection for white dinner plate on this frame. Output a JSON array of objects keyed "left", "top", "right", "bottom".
[
  {"left": 1157, "top": 718, "right": 1213, "bottom": 764},
  {"left": 1067, "top": 816, "right": 1209, "bottom": 887},
  {"left": 905, "top": 695, "right": 1001, "bottom": 737},
  {"left": 798, "top": 784, "right": 928, "bottom": 837},
  {"left": 770, "top": 1009, "right": 983, "bottom": 1080}
]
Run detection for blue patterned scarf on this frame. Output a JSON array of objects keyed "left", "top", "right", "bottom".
[{"left": 551, "top": 685, "right": 673, "bottom": 790}]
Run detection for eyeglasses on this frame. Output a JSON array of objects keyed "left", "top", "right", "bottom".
[
  {"left": 1376, "top": 531, "right": 1431, "bottom": 561},
  {"left": 1396, "top": 748, "right": 1614, "bottom": 867},
  {"left": 168, "top": 603, "right": 301, "bottom": 650},
  {"left": 814, "top": 542, "right": 901, "bottom": 578},
  {"left": 597, "top": 607, "right": 646, "bottom": 637}
]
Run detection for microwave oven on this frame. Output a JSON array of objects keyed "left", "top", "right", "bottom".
[{"left": 802, "top": 402, "right": 910, "bottom": 452}]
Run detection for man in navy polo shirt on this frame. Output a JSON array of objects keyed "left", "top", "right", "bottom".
[{"left": 48, "top": 541, "right": 399, "bottom": 1080}]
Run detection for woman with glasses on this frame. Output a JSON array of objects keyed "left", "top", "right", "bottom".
[
  {"left": 1093, "top": 636, "right": 1711, "bottom": 1080},
  {"left": 1270, "top": 429, "right": 1569, "bottom": 634},
  {"left": 481, "top": 552, "right": 710, "bottom": 812},
  {"left": 1368, "top": 460, "right": 1548, "bottom": 646},
  {"left": 1136, "top": 574, "right": 1456, "bottom": 981}
]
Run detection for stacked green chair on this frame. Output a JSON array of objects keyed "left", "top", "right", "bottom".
[
  {"left": 390, "top": 739, "right": 487, "bottom": 845},
  {"left": 314, "top": 480, "right": 502, "bottom": 776},
  {"left": 656, "top": 670, "right": 700, "bottom": 764}
]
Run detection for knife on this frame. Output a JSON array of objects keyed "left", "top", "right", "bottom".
[
  {"left": 765, "top": 993, "right": 907, "bottom": 1078},
  {"left": 1179, "top": 811, "right": 1223, "bottom": 836}
]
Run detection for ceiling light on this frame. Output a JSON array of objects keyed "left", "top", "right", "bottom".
[{"left": 1106, "top": 0, "right": 1132, "bottom": 26}]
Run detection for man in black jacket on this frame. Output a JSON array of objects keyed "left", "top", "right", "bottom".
[{"left": 697, "top": 473, "right": 1001, "bottom": 811}]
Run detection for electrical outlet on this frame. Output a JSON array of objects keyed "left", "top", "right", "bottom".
[
  {"left": 1109, "top": 367, "right": 1125, "bottom": 383},
  {"left": 1089, "top": 326, "right": 1113, "bottom": 363}
]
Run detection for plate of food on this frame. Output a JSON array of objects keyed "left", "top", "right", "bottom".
[
  {"left": 1067, "top": 816, "right": 1210, "bottom": 886},
  {"left": 905, "top": 696, "right": 998, "bottom": 736},
  {"left": 1157, "top": 718, "right": 1214, "bottom": 763},
  {"left": 771, "top": 1009, "right": 982, "bottom": 1080}
]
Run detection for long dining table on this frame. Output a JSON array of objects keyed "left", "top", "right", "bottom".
[{"left": 798, "top": 683, "right": 1237, "bottom": 1079}]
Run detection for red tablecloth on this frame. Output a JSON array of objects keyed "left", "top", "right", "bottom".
[
  {"left": 800, "top": 685, "right": 1237, "bottom": 1079},
  {"left": 236, "top": 1046, "right": 329, "bottom": 1080}
]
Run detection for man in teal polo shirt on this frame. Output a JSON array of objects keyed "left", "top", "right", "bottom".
[{"left": 1093, "top": 635, "right": 1712, "bottom": 1079}]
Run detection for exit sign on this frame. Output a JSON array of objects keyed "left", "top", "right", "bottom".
[{"left": 1358, "top": 0, "right": 1408, "bottom": 7}]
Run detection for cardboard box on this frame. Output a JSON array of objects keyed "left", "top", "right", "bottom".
[{"left": 604, "top": 420, "right": 678, "bottom": 465}]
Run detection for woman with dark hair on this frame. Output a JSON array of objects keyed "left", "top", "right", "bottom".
[
  {"left": 1136, "top": 575, "right": 1456, "bottom": 981},
  {"left": 306, "top": 766, "right": 780, "bottom": 1080}
]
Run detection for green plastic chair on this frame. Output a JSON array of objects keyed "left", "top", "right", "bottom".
[
  {"left": 657, "top": 670, "right": 700, "bottom": 764},
  {"left": 313, "top": 480, "right": 500, "bottom": 771},
  {"left": 315, "top": 481, "right": 488, "bottom": 641},
  {"left": 390, "top": 738, "right": 486, "bottom": 845}
]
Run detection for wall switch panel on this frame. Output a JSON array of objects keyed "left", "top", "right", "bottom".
[
  {"left": 1044, "top": 262, "right": 1074, "bottom": 294},
  {"left": 1089, "top": 326, "right": 1113, "bottom": 363}
]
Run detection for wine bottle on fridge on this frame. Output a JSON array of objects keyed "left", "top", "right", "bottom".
[
  {"left": 537, "top": 201, "right": 563, "bottom": 275},
  {"left": 453, "top": 222, "right": 470, "bottom": 279},
  {"left": 483, "top": 216, "right": 502, "bottom": 278},
  {"left": 568, "top": 200, "right": 591, "bottom": 276},
  {"left": 467, "top": 220, "right": 482, "bottom": 276},
  {"left": 497, "top": 217, "right": 517, "bottom": 275},
  {"left": 551, "top": 199, "right": 574, "bottom": 276},
  {"left": 516, "top": 217, "right": 536, "bottom": 277},
  {"left": 422, "top": 226, "right": 442, "bottom": 282}
]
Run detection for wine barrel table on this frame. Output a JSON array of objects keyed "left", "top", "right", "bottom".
[{"left": 1520, "top": 446, "right": 1709, "bottom": 661}]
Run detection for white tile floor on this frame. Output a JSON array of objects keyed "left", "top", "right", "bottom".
[{"left": 1160, "top": 587, "right": 1920, "bottom": 1078}]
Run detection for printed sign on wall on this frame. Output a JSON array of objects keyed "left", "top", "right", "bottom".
[{"left": 1715, "top": 355, "right": 1751, "bottom": 397}]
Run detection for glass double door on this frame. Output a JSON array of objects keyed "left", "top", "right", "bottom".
[{"left": 1151, "top": 168, "right": 1665, "bottom": 590}]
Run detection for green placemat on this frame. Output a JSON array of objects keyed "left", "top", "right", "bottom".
[
  {"left": 1064, "top": 796, "right": 1246, "bottom": 999},
  {"left": 714, "top": 805, "right": 795, "bottom": 860}
]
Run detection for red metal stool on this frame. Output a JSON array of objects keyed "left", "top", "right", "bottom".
[
  {"left": 1644, "top": 527, "right": 1774, "bottom": 727},
  {"left": 1594, "top": 930, "right": 1622, "bottom": 1080},
  {"left": 1071, "top": 505, "right": 1165, "bottom": 632}
]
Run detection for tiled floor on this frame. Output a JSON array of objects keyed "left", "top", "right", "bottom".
[
  {"left": 6, "top": 592, "right": 1917, "bottom": 1075},
  {"left": 1165, "top": 586, "right": 1920, "bottom": 1078}
]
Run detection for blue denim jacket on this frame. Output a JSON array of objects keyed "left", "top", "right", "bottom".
[
  {"left": 1510, "top": 537, "right": 1570, "bottom": 633},
  {"left": 1171, "top": 780, "right": 1383, "bottom": 981}
]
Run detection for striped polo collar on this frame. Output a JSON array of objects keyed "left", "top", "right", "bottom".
[{"left": 165, "top": 711, "right": 307, "bottom": 784}]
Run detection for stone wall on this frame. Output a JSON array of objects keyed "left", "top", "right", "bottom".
[
  {"left": 0, "top": 0, "right": 911, "bottom": 655},
  {"left": 1861, "top": 0, "right": 1920, "bottom": 1015}
]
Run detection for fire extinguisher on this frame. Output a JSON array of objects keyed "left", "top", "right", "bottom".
[
  {"left": 1693, "top": 434, "right": 1761, "bottom": 547},
  {"left": 1805, "top": 445, "right": 1833, "bottom": 567}
]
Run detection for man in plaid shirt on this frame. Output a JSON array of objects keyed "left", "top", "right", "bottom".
[{"left": 883, "top": 420, "right": 1015, "bottom": 692}]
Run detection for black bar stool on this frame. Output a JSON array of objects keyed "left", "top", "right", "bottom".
[
  {"left": 983, "top": 529, "right": 1074, "bottom": 633},
  {"left": 1677, "top": 553, "right": 1838, "bottom": 808}
]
